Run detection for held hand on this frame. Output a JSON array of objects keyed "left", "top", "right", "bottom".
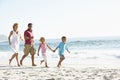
[
  {"left": 52, "top": 50, "right": 54, "bottom": 52},
  {"left": 53, "top": 50, "right": 56, "bottom": 52}
]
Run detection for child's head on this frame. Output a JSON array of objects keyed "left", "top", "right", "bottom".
[
  {"left": 40, "top": 37, "right": 45, "bottom": 43},
  {"left": 61, "top": 36, "right": 67, "bottom": 43}
]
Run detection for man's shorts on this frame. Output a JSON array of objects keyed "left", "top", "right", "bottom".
[{"left": 24, "top": 44, "right": 36, "bottom": 56}]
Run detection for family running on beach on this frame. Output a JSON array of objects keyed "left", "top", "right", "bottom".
[{"left": 8, "top": 23, "right": 70, "bottom": 68}]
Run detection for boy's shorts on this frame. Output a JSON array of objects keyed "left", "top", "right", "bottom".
[
  {"left": 59, "top": 55, "right": 65, "bottom": 59},
  {"left": 59, "top": 53, "right": 64, "bottom": 57},
  {"left": 24, "top": 44, "right": 36, "bottom": 56}
]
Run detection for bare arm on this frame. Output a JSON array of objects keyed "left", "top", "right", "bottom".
[
  {"left": 24, "top": 35, "right": 30, "bottom": 40},
  {"left": 20, "top": 34, "right": 23, "bottom": 41},
  {"left": 37, "top": 44, "right": 41, "bottom": 56},
  {"left": 67, "top": 49, "right": 70, "bottom": 53},
  {"left": 65, "top": 44, "right": 70, "bottom": 53},
  {"left": 47, "top": 44, "right": 54, "bottom": 52},
  {"left": 8, "top": 31, "right": 13, "bottom": 45}
]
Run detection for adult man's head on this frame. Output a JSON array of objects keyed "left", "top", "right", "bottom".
[{"left": 28, "top": 23, "right": 32, "bottom": 30}]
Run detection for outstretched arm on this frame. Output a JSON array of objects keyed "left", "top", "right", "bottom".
[{"left": 47, "top": 44, "right": 54, "bottom": 52}]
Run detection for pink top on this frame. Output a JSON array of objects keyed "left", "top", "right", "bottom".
[
  {"left": 24, "top": 29, "right": 34, "bottom": 45},
  {"left": 40, "top": 43, "right": 47, "bottom": 54}
]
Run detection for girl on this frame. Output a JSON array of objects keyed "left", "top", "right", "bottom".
[{"left": 37, "top": 37, "right": 53, "bottom": 67}]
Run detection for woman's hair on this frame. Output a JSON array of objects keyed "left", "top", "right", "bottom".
[
  {"left": 13, "top": 23, "right": 18, "bottom": 29},
  {"left": 40, "top": 37, "right": 45, "bottom": 42}
]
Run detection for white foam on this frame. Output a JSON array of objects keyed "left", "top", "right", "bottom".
[{"left": 1, "top": 50, "right": 120, "bottom": 67}]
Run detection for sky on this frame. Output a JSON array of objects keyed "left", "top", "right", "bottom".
[{"left": 0, "top": 0, "right": 120, "bottom": 39}]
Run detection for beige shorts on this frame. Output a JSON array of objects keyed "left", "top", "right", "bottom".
[{"left": 24, "top": 44, "right": 36, "bottom": 56}]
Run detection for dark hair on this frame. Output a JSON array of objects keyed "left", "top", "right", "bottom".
[
  {"left": 61, "top": 36, "right": 66, "bottom": 40},
  {"left": 28, "top": 23, "right": 32, "bottom": 27}
]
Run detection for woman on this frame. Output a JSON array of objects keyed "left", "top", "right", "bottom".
[{"left": 8, "top": 23, "right": 22, "bottom": 66}]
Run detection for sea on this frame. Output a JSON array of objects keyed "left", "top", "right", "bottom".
[
  {"left": 1, "top": 37, "right": 120, "bottom": 52},
  {"left": 1, "top": 37, "right": 120, "bottom": 67}
]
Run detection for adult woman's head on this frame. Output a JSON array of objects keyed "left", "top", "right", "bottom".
[{"left": 13, "top": 23, "right": 18, "bottom": 31}]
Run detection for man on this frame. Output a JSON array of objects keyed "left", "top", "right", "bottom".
[{"left": 20, "top": 23, "right": 36, "bottom": 66}]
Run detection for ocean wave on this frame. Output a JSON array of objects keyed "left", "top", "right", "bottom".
[{"left": 1, "top": 39, "right": 120, "bottom": 52}]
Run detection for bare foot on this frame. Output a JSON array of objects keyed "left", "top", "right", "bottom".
[
  {"left": 40, "top": 60, "right": 44, "bottom": 65},
  {"left": 57, "top": 65, "right": 60, "bottom": 68},
  {"left": 32, "top": 64, "right": 37, "bottom": 66},
  {"left": 45, "top": 65, "right": 49, "bottom": 67},
  {"left": 9, "top": 59, "right": 11, "bottom": 65},
  {"left": 17, "top": 64, "right": 20, "bottom": 67},
  {"left": 20, "top": 60, "right": 22, "bottom": 65},
  {"left": 59, "top": 64, "right": 62, "bottom": 67}
]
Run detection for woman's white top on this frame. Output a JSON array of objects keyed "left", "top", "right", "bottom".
[{"left": 10, "top": 31, "right": 20, "bottom": 53}]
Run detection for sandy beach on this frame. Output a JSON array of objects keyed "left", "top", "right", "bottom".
[
  {"left": 1, "top": 50, "right": 120, "bottom": 80},
  {"left": 0, "top": 65, "right": 120, "bottom": 80}
]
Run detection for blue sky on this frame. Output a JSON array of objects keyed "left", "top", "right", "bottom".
[{"left": 0, "top": 0, "right": 120, "bottom": 39}]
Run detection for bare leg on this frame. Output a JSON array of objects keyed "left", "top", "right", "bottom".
[
  {"left": 9, "top": 53, "right": 16, "bottom": 65},
  {"left": 20, "top": 55, "right": 27, "bottom": 65},
  {"left": 40, "top": 60, "right": 44, "bottom": 64},
  {"left": 57, "top": 56, "right": 65, "bottom": 68},
  {"left": 45, "top": 61, "right": 48, "bottom": 67},
  {"left": 31, "top": 54, "right": 36, "bottom": 66},
  {"left": 15, "top": 53, "right": 20, "bottom": 67}
]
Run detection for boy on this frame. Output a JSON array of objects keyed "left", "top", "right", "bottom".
[{"left": 54, "top": 36, "right": 70, "bottom": 68}]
